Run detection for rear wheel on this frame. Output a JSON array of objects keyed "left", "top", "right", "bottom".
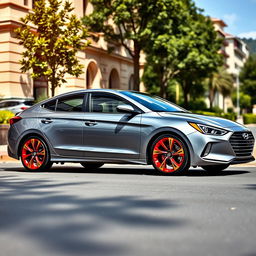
[
  {"left": 21, "top": 136, "right": 52, "bottom": 171},
  {"left": 151, "top": 134, "right": 190, "bottom": 175},
  {"left": 202, "top": 164, "right": 230, "bottom": 174},
  {"left": 80, "top": 162, "right": 104, "bottom": 170}
]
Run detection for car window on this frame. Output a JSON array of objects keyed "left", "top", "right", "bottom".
[
  {"left": 24, "top": 101, "right": 34, "bottom": 106},
  {"left": 5, "top": 101, "right": 20, "bottom": 107},
  {"left": 120, "top": 91, "right": 189, "bottom": 112},
  {"left": 42, "top": 100, "right": 57, "bottom": 111},
  {"left": 0, "top": 102, "right": 6, "bottom": 108},
  {"left": 90, "top": 93, "right": 130, "bottom": 113},
  {"left": 56, "top": 94, "right": 85, "bottom": 112}
]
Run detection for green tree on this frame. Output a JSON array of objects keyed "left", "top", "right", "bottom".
[
  {"left": 143, "top": 1, "right": 222, "bottom": 107},
  {"left": 83, "top": 0, "right": 166, "bottom": 91},
  {"left": 205, "top": 66, "right": 234, "bottom": 109},
  {"left": 232, "top": 92, "right": 251, "bottom": 111},
  {"left": 240, "top": 54, "right": 256, "bottom": 106},
  {"left": 15, "top": 0, "right": 89, "bottom": 97}
]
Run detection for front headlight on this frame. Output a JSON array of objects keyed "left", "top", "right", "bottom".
[{"left": 188, "top": 122, "right": 228, "bottom": 136}]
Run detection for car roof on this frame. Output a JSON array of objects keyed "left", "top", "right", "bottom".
[
  {"left": 37, "top": 89, "right": 151, "bottom": 113},
  {"left": 42, "top": 89, "right": 136, "bottom": 101}
]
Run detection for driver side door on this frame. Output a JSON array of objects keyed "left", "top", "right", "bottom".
[{"left": 83, "top": 92, "right": 142, "bottom": 160}]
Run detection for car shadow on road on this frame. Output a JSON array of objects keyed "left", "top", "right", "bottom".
[
  {"left": 0, "top": 175, "right": 184, "bottom": 255},
  {"left": 1, "top": 165, "right": 250, "bottom": 177}
]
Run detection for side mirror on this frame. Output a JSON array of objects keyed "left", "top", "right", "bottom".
[{"left": 116, "top": 104, "right": 139, "bottom": 114}]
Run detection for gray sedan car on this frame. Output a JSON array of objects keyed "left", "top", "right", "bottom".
[{"left": 8, "top": 89, "right": 255, "bottom": 174}]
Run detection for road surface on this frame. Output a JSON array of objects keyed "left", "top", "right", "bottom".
[{"left": 0, "top": 163, "right": 256, "bottom": 256}]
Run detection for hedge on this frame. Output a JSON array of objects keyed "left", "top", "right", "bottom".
[
  {"left": 243, "top": 114, "right": 256, "bottom": 124},
  {"left": 193, "top": 111, "right": 237, "bottom": 121}
]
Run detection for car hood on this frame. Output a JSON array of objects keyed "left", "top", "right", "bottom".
[{"left": 158, "top": 112, "right": 246, "bottom": 129}]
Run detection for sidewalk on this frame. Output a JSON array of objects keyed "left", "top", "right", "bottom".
[{"left": 0, "top": 145, "right": 17, "bottom": 162}]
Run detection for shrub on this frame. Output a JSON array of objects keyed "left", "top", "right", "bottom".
[
  {"left": 188, "top": 99, "right": 207, "bottom": 111},
  {"left": 35, "top": 95, "right": 48, "bottom": 104},
  {"left": 227, "top": 107, "right": 234, "bottom": 113},
  {"left": 0, "top": 110, "right": 15, "bottom": 124},
  {"left": 243, "top": 114, "right": 256, "bottom": 124}
]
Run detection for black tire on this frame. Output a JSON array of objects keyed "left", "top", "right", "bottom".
[
  {"left": 80, "top": 162, "right": 104, "bottom": 170},
  {"left": 150, "top": 134, "right": 190, "bottom": 175},
  {"left": 202, "top": 164, "right": 230, "bottom": 174},
  {"left": 20, "top": 136, "right": 52, "bottom": 171}
]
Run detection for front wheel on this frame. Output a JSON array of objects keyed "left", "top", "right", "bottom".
[
  {"left": 151, "top": 134, "right": 190, "bottom": 175},
  {"left": 21, "top": 136, "right": 52, "bottom": 171},
  {"left": 80, "top": 162, "right": 104, "bottom": 170},
  {"left": 202, "top": 164, "right": 230, "bottom": 174}
]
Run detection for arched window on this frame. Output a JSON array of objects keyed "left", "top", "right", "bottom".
[
  {"left": 86, "top": 62, "right": 98, "bottom": 89},
  {"left": 109, "top": 69, "right": 120, "bottom": 89},
  {"left": 128, "top": 74, "right": 134, "bottom": 90}
]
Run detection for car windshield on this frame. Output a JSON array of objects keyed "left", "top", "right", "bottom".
[{"left": 121, "top": 91, "right": 189, "bottom": 112}]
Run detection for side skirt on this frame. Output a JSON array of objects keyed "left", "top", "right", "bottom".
[{"left": 50, "top": 156, "right": 147, "bottom": 165}]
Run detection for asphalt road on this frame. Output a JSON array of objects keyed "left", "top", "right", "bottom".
[{"left": 0, "top": 163, "right": 256, "bottom": 256}]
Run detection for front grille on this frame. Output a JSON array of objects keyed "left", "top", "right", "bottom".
[{"left": 229, "top": 131, "right": 255, "bottom": 157}]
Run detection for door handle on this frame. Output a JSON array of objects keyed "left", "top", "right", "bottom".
[
  {"left": 85, "top": 121, "right": 97, "bottom": 126},
  {"left": 41, "top": 118, "right": 53, "bottom": 124}
]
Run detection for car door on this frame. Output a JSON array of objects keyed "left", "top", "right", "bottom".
[
  {"left": 39, "top": 93, "right": 87, "bottom": 158},
  {"left": 83, "top": 92, "right": 142, "bottom": 160}
]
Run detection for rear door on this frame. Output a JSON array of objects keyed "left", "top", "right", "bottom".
[
  {"left": 40, "top": 93, "right": 87, "bottom": 158},
  {"left": 83, "top": 92, "right": 142, "bottom": 160}
]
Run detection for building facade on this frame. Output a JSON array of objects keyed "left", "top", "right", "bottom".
[
  {"left": 0, "top": 0, "right": 138, "bottom": 100},
  {"left": 211, "top": 18, "right": 249, "bottom": 112}
]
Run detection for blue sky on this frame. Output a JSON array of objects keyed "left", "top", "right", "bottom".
[{"left": 193, "top": 0, "right": 256, "bottom": 38}]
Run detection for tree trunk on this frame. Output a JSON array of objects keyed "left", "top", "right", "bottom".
[
  {"left": 182, "top": 81, "right": 190, "bottom": 109},
  {"left": 133, "top": 44, "right": 141, "bottom": 91},
  {"left": 50, "top": 71, "right": 57, "bottom": 97},
  {"left": 50, "top": 76, "right": 56, "bottom": 97},
  {"left": 209, "top": 88, "right": 215, "bottom": 109},
  {"left": 160, "top": 83, "right": 167, "bottom": 99}
]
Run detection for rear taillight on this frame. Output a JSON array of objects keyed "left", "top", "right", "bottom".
[
  {"left": 21, "top": 107, "right": 28, "bottom": 111},
  {"left": 10, "top": 116, "right": 22, "bottom": 125}
]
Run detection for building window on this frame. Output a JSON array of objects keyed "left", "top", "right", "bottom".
[
  {"left": 24, "top": 0, "right": 28, "bottom": 6},
  {"left": 86, "top": 62, "right": 98, "bottom": 89},
  {"left": 109, "top": 69, "right": 120, "bottom": 89},
  {"left": 129, "top": 74, "right": 134, "bottom": 90}
]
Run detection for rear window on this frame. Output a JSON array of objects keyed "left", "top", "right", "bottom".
[
  {"left": 5, "top": 101, "right": 20, "bottom": 107},
  {"left": 24, "top": 101, "right": 34, "bottom": 106}
]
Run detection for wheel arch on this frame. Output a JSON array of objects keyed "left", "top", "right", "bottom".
[
  {"left": 17, "top": 130, "right": 52, "bottom": 158},
  {"left": 145, "top": 128, "right": 193, "bottom": 165}
]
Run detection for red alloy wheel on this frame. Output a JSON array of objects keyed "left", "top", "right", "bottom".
[
  {"left": 152, "top": 136, "right": 185, "bottom": 173},
  {"left": 21, "top": 138, "right": 46, "bottom": 170}
]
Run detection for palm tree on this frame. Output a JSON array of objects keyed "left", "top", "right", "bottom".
[{"left": 206, "top": 67, "right": 234, "bottom": 109}]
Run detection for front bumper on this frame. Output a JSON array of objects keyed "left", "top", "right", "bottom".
[
  {"left": 187, "top": 130, "right": 255, "bottom": 166},
  {"left": 231, "top": 156, "right": 255, "bottom": 164}
]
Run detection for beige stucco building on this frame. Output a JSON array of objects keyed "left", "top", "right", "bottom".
[
  {"left": 0, "top": 0, "right": 138, "bottom": 100},
  {"left": 211, "top": 18, "right": 249, "bottom": 112}
]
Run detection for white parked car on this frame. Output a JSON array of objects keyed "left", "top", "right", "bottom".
[{"left": 0, "top": 99, "right": 34, "bottom": 114}]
